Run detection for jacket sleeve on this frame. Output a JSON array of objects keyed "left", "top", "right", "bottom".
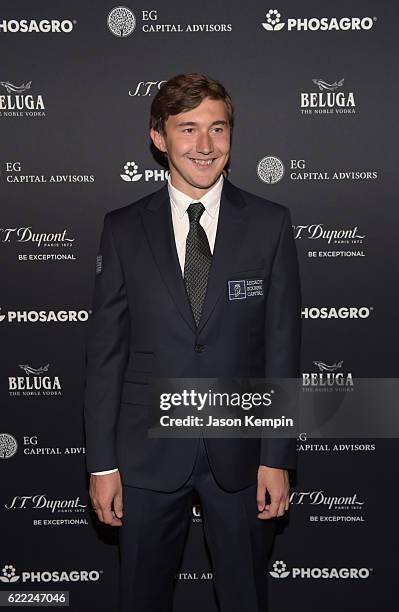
[
  {"left": 83, "top": 212, "right": 130, "bottom": 473},
  {"left": 260, "top": 206, "right": 302, "bottom": 470}
]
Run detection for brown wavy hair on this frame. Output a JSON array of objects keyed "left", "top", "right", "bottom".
[{"left": 150, "top": 73, "right": 234, "bottom": 135}]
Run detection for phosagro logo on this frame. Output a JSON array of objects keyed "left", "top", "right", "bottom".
[
  {"left": 301, "top": 306, "right": 372, "bottom": 319},
  {"left": 261, "top": 9, "right": 376, "bottom": 32},
  {"left": 120, "top": 160, "right": 169, "bottom": 182},
  {"left": 269, "top": 560, "right": 371, "bottom": 579},
  {"left": 0, "top": 564, "right": 101, "bottom": 583},
  {"left": 261, "top": 9, "right": 285, "bottom": 31},
  {"left": 0, "top": 308, "right": 90, "bottom": 323},
  {"left": 0, "top": 19, "right": 76, "bottom": 33}
]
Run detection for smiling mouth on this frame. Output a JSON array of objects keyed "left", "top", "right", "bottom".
[{"left": 188, "top": 157, "right": 218, "bottom": 166}]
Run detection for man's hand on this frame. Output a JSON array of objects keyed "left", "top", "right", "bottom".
[
  {"left": 89, "top": 470, "right": 123, "bottom": 526},
  {"left": 256, "top": 465, "right": 290, "bottom": 520}
]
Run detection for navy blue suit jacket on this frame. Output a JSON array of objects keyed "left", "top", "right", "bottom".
[{"left": 83, "top": 178, "right": 301, "bottom": 491}]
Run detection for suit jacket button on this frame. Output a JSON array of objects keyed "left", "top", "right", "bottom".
[{"left": 194, "top": 344, "right": 205, "bottom": 353}]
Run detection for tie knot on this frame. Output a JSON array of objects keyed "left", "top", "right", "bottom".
[{"left": 187, "top": 201, "right": 205, "bottom": 225}]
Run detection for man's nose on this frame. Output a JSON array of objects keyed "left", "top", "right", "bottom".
[{"left": 196, "top": 131, "right": 213, "bottom": 154}]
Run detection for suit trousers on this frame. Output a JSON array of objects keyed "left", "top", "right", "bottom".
[{"left": 118, "top": 438, "right": 276, "bottom": 612}]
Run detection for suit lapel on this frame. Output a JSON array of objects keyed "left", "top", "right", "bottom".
[
  {"left": 196, "top": 179, "right": 248, "bottom": 334},
  {"left": 140, "top": 185, "right": 197, "bottom": 333},
  {"left": 140, "top": 179, "right": 248, "bottom": 336}
]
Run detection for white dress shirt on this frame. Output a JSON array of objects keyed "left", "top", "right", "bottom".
[{"left": 92, "top": 173, "right": 224, "bottom": 475}]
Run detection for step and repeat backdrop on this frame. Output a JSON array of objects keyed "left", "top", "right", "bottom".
[{"left": 1, "top": 1, "right": 398, "bottom": 610}]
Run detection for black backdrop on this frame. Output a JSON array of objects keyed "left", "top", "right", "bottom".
[{"left": 1, "top": 1, "right": 398, "bottom": 610}]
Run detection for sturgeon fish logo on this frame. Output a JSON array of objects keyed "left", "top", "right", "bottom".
[
  {"left": 312, "top": 78, "right": 344, "bottom": 92},
  {"left": 313, "top": 360, "right": 343, "bottom": 372},
  {"left": 0, "top": 81, "right": 32, "bottom": 94},
  {"left": 19, "top": 363, "right": 50, "bottom": 375}
]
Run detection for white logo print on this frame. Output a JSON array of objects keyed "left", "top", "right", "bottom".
[
  {"left": 257, "top": 156, "right": 285, "bottom": 184},
  {"left": 19, "top": 364, "right": 49, "bottom": 375},
  {"left": 120, "top": 161, "right": 143, "bottom": 182},
  {"left": 129, "top": 80, "right": 167, "bottom": 97},
  {"left": 260, "top": 11, "right": 375, "bottom": 33},
  {"left": 270, "top": 560, "right": 290, "bottom": 578},
  {"left": 261, "top": 9, "right": 285, "bottom": 31},
  {"left": 0, "top": 434, "right": 18, "bottom": 459},
  {"left": 107, "top": 7, "right": 136, "bottom": 37},
  {"left": 0, "top": 81, "right": 31, "bottom": 94},
  {"left": 0, "top": 565, "right": 20, "bottom": 583},
  {"left": 312, "top": 78, "right": 344, "bottom": 92},
  {"left": 313, "top": 360, "right": 343, "bottom": 372},
  {"left": 269, "top": 560, "right": 371, "bottom": 579}
]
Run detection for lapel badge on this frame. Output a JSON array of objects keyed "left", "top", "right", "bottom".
[{"left": 228, "top": 280, "right": 246, "bottom": 300}]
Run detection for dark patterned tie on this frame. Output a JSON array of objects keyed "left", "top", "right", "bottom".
[{"left": 183, "top": 202, "right": 212, "bottom": 326}]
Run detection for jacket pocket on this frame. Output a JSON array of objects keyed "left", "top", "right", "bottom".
[
  {"left": 126, "top": 351, "right": 154, "bottom": 374},
  {"left": 229, "top": 268, "right": 264, "bottom": 278},
  {"left": 121, "top": 376, "right": 149, "bottom": 405},
  {"left": 229, "top": 259, "right": 265, "bottom": 277}
]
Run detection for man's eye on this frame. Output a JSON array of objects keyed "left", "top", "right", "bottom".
[
  {"left": 212, "top": 127, "right": 223, "bottom": 133},
  {"left": 183, "top": 128, "right": 194, "bottom": 133}
]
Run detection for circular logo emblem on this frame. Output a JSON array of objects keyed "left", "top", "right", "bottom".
[
  {"left": 0, "top": 433, "right": 18, "bottom": 459},
  {"left": 107, "top": 6, "right": 136, "bottom": 37},
  {"left": 257, "top": 156, "right": 285, "bottom": 184},
  {"left": 120, "top": 161, "right": 143, "bottom": 182}
]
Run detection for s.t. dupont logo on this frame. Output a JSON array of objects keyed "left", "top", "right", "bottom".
[{"left": 129, "top": 80, "right": 167, "bottom": 97}]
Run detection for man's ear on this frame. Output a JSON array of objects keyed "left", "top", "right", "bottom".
[{"left": 150, "top": 127, "right": 167, "bottom": 153}]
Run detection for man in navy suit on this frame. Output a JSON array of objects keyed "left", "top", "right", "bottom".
[{"left": 84, "top": 73, "right": 301, "bottom": 611}]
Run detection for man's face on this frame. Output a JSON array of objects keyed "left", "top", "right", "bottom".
[{"left": 150, "top": 97, "right": 231, "bottom": 199}]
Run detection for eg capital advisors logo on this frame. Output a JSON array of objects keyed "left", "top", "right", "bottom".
[{"left": 107, "top": 6, "right": 136, "bottom": 37}]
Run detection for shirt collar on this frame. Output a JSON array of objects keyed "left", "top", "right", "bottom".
[{"left": 168, "top": 173, "right": 224, "bottom": 219}]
